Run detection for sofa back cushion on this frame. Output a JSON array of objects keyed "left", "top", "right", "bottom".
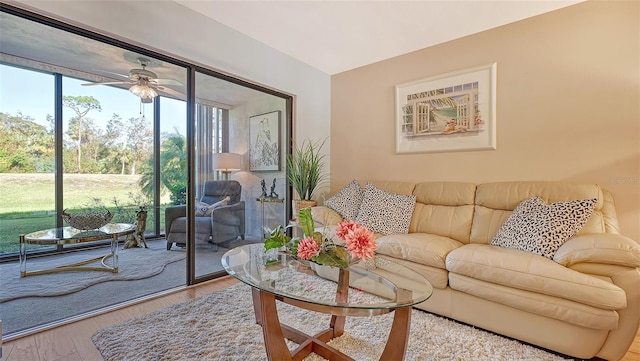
[
  {"left": 364, "top": 180, "right": 416, "bottom": 196},
  {"left": 471, "top": 181, "right": 609, "bottom": 244},
  {"left": 410, "top": 182, "right": 477, "bottom": 244}
]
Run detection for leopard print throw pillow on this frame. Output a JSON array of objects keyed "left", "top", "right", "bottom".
[
  {"left": 355, "top": 182, "right": 417, "bottom": 235},
  {"left": 325, "top": 179, "right": 364, "bottom": 220},
  {"left": 491, "top": 196, "right": 597, "bottom": 259}
]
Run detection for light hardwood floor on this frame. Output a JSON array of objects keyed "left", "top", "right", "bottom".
[{"left": 1, "top": 276, "right": 638, "bottom": 361}]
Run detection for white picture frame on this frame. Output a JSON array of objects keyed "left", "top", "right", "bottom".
[{"left": 395, "top": 63, "right": 497, "bottom": 154}]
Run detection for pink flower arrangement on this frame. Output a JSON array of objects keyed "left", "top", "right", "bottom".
[
  {"left": 335, "top": 220, "right": 377, "bottom": 260},
  {"left": 297, "top": 219, "right": 376, "bottom": 266},
  {"left": 297, "top": 236, "right": 320, "bottom": 260}
]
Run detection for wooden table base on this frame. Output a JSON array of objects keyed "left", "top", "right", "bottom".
[{"left": 251, "top": 287, "right": 412, "bottom": 361}]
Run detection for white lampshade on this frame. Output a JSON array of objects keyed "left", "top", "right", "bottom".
[
  {"left": 212, "top": 153, "right": 243, "bottom": 179},
  {"left": 129, "top": 83, "right": 158, "bottom": 99}
]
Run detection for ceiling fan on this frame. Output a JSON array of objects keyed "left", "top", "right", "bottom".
[{"left": 82, "top": 58, "right": 183, "bottom": 102}]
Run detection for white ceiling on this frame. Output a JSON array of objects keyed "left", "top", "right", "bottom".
[
  {"left": 176, "top": 0, "right": 584, "bottom": 75},
  {"left": 0, "top": 0, "right": 583, "bottom": 106},
  {"left": 0, "top": 9, "right": 264, "bottom": 106}
]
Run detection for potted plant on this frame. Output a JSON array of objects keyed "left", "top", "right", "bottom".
[{"left": 286, "top": 138, "right": 327, "bottom": 219}]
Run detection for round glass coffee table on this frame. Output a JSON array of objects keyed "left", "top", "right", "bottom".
[{"left": 222, "top": 243, "right": 433, "bottom": 361}]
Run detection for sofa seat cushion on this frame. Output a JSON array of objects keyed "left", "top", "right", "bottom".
[
  {"left": 449, "top": 273, "right": 619, "bottom": 330},
  {"left": 375, "top": 254, "right": 449, "bottom": 289},
  {"left": 169, "top": 216, "right": 212, "bottom": 233},
  {"left": 446, "top": 244, "right": 626, "bottom": 310},
  {"left": 377, "top": 233, "right": 463, "bottom": 270}
]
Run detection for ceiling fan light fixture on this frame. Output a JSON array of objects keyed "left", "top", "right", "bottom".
[{"left": 129, "top": 83, "right": 158, "bottom": 99}]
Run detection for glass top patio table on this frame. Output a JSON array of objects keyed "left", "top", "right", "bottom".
[
  {"left": 222, "top": 243, "right": 433, "bottom": 311},
  {"left": 19, "top": 223, "right": 135, "bottom": 277},
  {"left": 23, "top": 223, "right": 136, "bottom": 245}
]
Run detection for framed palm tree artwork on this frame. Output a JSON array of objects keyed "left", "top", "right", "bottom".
[
  {"left": 395, "top": 63, "right": 497, "bottom": 154},
  {"left": 249, "top": 110, "right": 280, "bottom": 171}
]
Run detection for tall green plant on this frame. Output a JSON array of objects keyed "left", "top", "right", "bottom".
[
  {"left": 286, "top": 138, "right": 327, "bottom": 201},
  {"left": 139, "top": 133, "right": 187, "bottom": 205}
]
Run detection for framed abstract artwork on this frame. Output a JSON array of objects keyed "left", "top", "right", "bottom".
[
  {"left": 395, "top": 63, "right": 497, "bottom": 154},
  {"left": 249, "top": 110, "right": 280, "bottom": 171}
]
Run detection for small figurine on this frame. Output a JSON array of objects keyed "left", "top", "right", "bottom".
[
  {"left": 260, "top": 179, "right": 268, "bottom": 198},
  {"left": 269, "top": 178, "right": 279, "bottom": 199}
]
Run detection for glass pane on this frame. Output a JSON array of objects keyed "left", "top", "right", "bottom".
[
  {"left": 159, "top": 96, "right": 187, "bottom": 237},
  {"left": 61, "top": 75, "right": 154, "bottom": 245},
  {"left": 0, "top": 9, "right": 191, "bottom": 337},
  {"left": 192, "top": 71, "right": 287, "bottom": 279},
  {"left": 0, "top": 64, "right": 56, "bottom": 256}
]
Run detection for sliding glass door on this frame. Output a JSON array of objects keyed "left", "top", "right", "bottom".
[
  {"left": 0, "top": 8, "right": 189, "bottom": 258},
  {"left": 0, "top": 7, "right": 190, "bottom": 336},
  {"left": 189, "top": 70, "right": 290, "bottom": 281},
  {"left": 0, "top": 3, "right": 292, "bottom": 336}
]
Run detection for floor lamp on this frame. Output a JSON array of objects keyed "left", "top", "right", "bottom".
[{"left": 212, "top": 153, "right": 243, "bottom": 180}]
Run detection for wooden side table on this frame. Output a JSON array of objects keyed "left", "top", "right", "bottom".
[{"left": 256, "top": 197, "right": 284, "bottom": 240}]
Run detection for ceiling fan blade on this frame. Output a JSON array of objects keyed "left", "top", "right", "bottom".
[
  {"left": 92, "top": 69, "right": 131, "bottom": 80},
  {"left": 81, "top": 81, "right": 132, "bottom": 86},
  {"left": 156, "top": 86, "right": 185, "bottom": 99},
  {"left": 154, "top": 78, "right": 184, "bottom": 86}
]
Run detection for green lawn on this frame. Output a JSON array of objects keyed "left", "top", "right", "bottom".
[{"left": 0, "top": 173, "right": 169, "bottom": 254}]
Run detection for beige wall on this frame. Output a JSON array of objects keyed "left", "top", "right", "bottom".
[{"left": 331, "top": 1, "right": 640, "bottom": 241}]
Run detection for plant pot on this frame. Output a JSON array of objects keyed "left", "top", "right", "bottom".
[{"left": 292, "top": 200, "right": 317, "bottom": 221}]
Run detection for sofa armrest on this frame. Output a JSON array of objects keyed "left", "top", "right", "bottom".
[
  {"left": 570, "top": 261, "right": 640, "bottom": 361},
  {"left": 553, "top": 233, "right": 640, "bottom": 268},
  {"left": 310, "top": 206, "right": 343, "bottom": 227},
  {"left": 165, "top": 204, "right": 186, "bottom": 235},
  {"left": 215, "top": 201, "right": 244, "bottom": 212},
  {"left": 211, "top": 201, "right": 245, "bottom": 226}
]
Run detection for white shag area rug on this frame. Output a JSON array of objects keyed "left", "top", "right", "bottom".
[
  {"left": 0, "top": 244, "right": 185, "bottom": 302},
  {"left": 92, "top": 282, "right": 568, "bottom": 361}
]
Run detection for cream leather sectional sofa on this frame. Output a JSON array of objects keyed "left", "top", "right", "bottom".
[{"left": 311, "top": 181, "right": 640, "bottom": 361}]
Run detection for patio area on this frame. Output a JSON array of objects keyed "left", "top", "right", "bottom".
[{"left": 0, "top": 237, "right": 260, "bottom": 338}]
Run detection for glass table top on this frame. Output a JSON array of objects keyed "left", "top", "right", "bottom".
[
  {"left": 24, "top": 223, "right": 136, "bottom": 244},
  {"left": 222, "top": 243, "right": 433, "bottom": 310}
]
